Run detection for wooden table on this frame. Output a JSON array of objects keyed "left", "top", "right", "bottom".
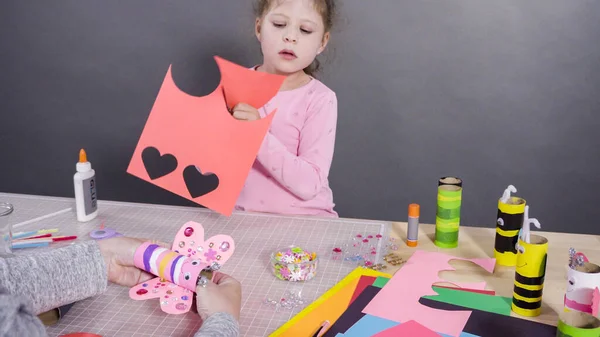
[
  {"left": 1, "top": 192, "right": 597, "bottom": 335},
  {"left": 384, "top": 220, "right": 600, "bottom": 326}
]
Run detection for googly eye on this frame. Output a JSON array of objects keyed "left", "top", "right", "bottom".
[
  {"left": 184, "top": 272, "right": 191, "bottom": 281},
  {"left": 496, "top": 218, "right": 504, "bottom": 226},
  {"left": 568, "top": 279, "right": 575, "bottom": 286},
  {"left": 516, "top": 244, "right": 525, "bottom": 254},
  {"left": 191, "top": 260, "right": 200, "bottom": 266}
]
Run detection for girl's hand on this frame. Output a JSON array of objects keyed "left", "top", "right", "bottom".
[
  {"left": 195, "top": 272, "right": 242, "bottom": 321},
  {"left": 231, "top": 103, "right": 261, "bottom": 121},
  {"left": 97, "top": 237, "right": 169, "bottom": 287}
]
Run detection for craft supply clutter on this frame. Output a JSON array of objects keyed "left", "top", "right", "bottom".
[{"left": 4, "top": 56, "right": 598, "bottom": 337}]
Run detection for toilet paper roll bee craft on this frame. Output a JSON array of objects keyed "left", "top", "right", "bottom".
[
  {"left": 512, "top": 206, "right": 547, "bottom": 317},
  {"left": 494, "top": 185, "right": 526, "bottom": 266}
]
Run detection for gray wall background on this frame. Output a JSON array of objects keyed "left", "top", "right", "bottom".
[{"left": 1, "top": 1, "right": 599, "bottom": 234}]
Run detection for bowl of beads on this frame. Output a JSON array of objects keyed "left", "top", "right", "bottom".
[{"left": 270, "top": 246, "right": 318, "bottom": 282}]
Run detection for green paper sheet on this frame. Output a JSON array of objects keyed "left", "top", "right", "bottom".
[
  {"left": 423, "top": 286, "right": 512, "bottom": 316},
  {"left": 373, "top": 277, "right": 390, "bottom": 288}
]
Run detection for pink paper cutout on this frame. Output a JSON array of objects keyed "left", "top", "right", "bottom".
[
  {"left": 127, "top": 56, "right": 285, "bottom": 216},
  {"left": 373, "top": 320, "right": 442, "bottom": 337},
  {"left": 129, "top": 221, "right": 235, "bottom": 314},
  {"left": 593, "top": 287, "right": 600, "bottom": 317},
  {"left": 362, "top": 250, "right": 496, "bottom": 337}
]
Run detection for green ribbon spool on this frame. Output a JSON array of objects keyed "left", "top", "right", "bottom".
[
  {"left": 557, "top": 311, "right": 600, "bottom": 337},
  {"left": 435, "top": 184, "right": 462, "bottom": 248}
]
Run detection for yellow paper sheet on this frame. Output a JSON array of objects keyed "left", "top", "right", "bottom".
[{"left": 269, "top": 267, "right": 392, "bottom": 337}]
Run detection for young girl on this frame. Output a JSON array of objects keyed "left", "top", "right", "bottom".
[{"left": 233, "top": 0, "right": 339, "bottom": 218}]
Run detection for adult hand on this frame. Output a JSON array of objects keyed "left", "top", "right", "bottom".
[
  {"left": 195, "top": 272, "right": 242, "bottom": 321},
  {"left": 97, "top": 237, "right": 169, "bottom": 287},
  {"left": 231, "top": 102, "right": 261, "bottom": 121}
]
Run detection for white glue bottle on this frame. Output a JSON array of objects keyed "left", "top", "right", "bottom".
[{"left": 74, "top": 148, "right": 98, "bottom": 222}]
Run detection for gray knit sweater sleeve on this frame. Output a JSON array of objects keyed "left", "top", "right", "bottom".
[{"left": 0, "top": 241, "right": 240, "bottom": 337}]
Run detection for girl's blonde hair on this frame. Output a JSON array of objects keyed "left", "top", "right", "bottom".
[{"left": 254, "top": 0, "right": 337, "bottom": 77}]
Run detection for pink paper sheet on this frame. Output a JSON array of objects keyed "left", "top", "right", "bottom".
[
  {"left": 373, "top": 320, "right": 442, "bottom": 337},
  {"left": 362, "top": 250, "right": 496, "bottom": 337}
]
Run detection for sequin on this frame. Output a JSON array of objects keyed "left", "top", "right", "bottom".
[
  {"left": 179, "top": 241, "right": 185, "bottom": 248},
  {"left": 190, "top": 241, "right": 195, "bottom": 246},
  {"left": 216, "top": 255, "right": 221, "bottom": 260},
  {"left": 182, "top": 295, "right": 189, "bottom": 301},
  {"left": 220, "top": 241, "right": 230, "bottom": 252},
  {"left": 197, "top": 246, "right": 203, "bottom": 252},
  {"left": 188, "top": 248, "right": 192, "bottom": 252},
  {"left": 161, "top": 301, "right": 168, "bottom": 305},
  {"left": 142, "top": 283, "right": 148, "bottom": 287},
  {"left": 152, "top": 289, "right": 159, "bottom": 293},
  {"left": 192, "top": 251, "right": 196, "bottom": 255},
  {"left": 184, "top": 227, "right": 194, "bottom": 237},
  {"left": 136, "top": 289, "right": 148, "bottom": 295},
  {"left": 209, "top": 242, "right": 214, "bottom": 248},
  {"left": 165, "top": 295, "right": 169, "bottom": 298},
  {"left": 176, "top": 303, "right": 187, "bottom": 311},
  {"left": 167, "top": 290, "right": 173, "bottom": 295}
]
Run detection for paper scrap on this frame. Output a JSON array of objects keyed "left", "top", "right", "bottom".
[
  {"left": 423, "top": 286, "right": 511, "bottom": 316},
  {"left": 373, "top": 276, "right": 390, "bottom": 288},
  {"left": 421, "top": 298, "right": 557, "bottom": 337},
  {"left": 349, "top": 276, "right": 377, "bottom": 305},
  {"left": 338, "top": 315, "right": 399, "bottom": 337},
  {"left": 127, "top": 56, "right": 286, "bottom": 216},
  {"left": 373, "top": 320, "right": 442, "bottom": 337},
  {"left": 433, "top": 285, "right": 495, "bottom": 295},
  {"left": 269, "top": 268, "right": 392, "bottom": 337},
  {"left": 323, "top": 285, "right": 381, "bottom": 337},
  {"left": 362, "top": 250, "right": 496, "bottom": 337}
]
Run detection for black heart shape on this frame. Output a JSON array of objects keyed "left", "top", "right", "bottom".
[
  {"left": 141, "top": 146, "right": 178, "bottom": 180},
  {"left": 183, "top": 165, "right": 219, "bottom": 198}
]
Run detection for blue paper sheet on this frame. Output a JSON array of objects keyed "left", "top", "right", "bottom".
[{"left": 335, "top": 314, "right": 480, "bottom": 337}]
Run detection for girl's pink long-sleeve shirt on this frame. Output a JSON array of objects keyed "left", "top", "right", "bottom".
[{"left": 235, "top": 76, "right": 338, "bottom": 217}]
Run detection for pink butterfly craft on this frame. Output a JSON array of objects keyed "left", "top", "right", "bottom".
[{"left": 129, "top": 221, "right": 235, "bottom": 314}]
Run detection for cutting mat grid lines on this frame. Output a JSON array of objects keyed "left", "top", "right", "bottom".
[{"left": 0, "top": 194, "right": 390, "bottom": 337}]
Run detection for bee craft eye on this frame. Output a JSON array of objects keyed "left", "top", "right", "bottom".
[{"left": 496, "top": 218, "right": 504, "bottom": 226}]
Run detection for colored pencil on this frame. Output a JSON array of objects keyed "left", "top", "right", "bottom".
[
  {"left": 12, "top": 242, "right": 50, "bottom": 249},
  {"left": 15, "top": 233, "right": 52, "bottom": 240},
  {"left": 14, "top": 236, "right": 77, "bottom": 244},
  {"left": 12, "top": 228, "right": 59, "bottom": 240}
]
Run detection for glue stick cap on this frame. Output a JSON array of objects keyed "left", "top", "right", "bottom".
[
  {"left": 408, "top": 203, "right": 420, "bottom": 217},
  {"left": 76, "top": 149, "right": 92, "bottom": 172}
]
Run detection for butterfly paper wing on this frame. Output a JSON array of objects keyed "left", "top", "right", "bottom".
[{"left": 129, "top": 277, "right": 166, "bottom": 301}]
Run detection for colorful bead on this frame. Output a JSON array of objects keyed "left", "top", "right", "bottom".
[
  {"left": 136, "top": 289, "right": 148, "bottom": 295},
  {"left": 176, "top": 303, "right": 187, "bottom": 311},
  {"left": 184, "top": 227, "right": 194, "bottom": 237},
  {"left": 179, "top": 241, "right": 185, "bottom": 248},
  {"left": 220, "top": 241, "right": 231, "bottom": 252}
]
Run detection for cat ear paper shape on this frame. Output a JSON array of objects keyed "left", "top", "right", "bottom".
[
  {"left": 129, "top": 221, "right": 235, "bottom": 314},
  {"left": 127, "top": 56, "right": 286, "bottom": 216}
]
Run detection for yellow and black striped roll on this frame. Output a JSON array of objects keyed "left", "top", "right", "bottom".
[
  {"left": 494, "top": 196, "right": 526, "bottom": 266},
  {"left": 512, "top": 235, "right": 548, "bottom": 317}
]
